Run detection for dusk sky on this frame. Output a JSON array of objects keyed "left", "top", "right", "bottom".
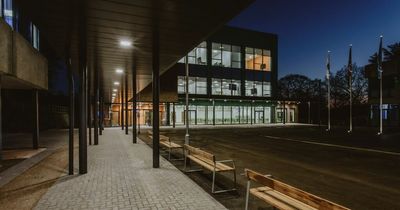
[{"left": 229, "top": 0, "right": 400, "bottom": 79}]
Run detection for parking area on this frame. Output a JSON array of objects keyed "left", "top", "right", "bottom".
[{"left": 140, "top": 125, "right": 400, "bottom": 210}]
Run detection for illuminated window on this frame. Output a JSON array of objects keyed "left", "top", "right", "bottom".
[
  {"left": 212, "top": 78, "right": 241, "bottom": 96},
  {"left": 177, "top": 76, "right": 207, "bottom": 95},
  {"left": 246, "top": 81, "right": 271, "bottom": 97},
  {"left": 3, "top": 0, "right": 13, "bottom": 28},
  {"left": 245, "top": 47, "right": 271, "bottom": 71},
  {"left": 178, "top": 42, "right": 207, "bottom": 65},
  {"left": 212, "top": 42, "right": 241, "bottom": 68},
  {"left": 31, "top": 23, "right": 40, "bottom": 50}
]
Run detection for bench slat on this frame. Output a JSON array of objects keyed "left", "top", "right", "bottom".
[
  {"left": 184, "top": 144, "right": 215, "bottom": 162},
  {"left": 190, "top": 154, "right": 234, "bottom": 172},
  {"left": 250, "top": 187, "right": 317, "bottom": 210},
  {"left": 160, "top": 141, "right": 182, "bottom": 149},
  {"left": 245, "top": 169, "right": 350, "bottom": 210}
]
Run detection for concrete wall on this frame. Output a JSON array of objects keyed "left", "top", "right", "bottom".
[
  {"left": 0, "top": 20, "right": 12, "bottom": 75},
  {"left": 0, "top": 19, "right": 48, "bottom": 90}
]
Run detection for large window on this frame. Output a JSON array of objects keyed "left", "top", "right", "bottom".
[
  {"left": 212, "top": 43, "right": 241, "bottom": 68},
  {"left": 2, "top": 0, "right": 13, "bottom": 28},
  {"left": 31, "top": 23, "right": 39, "bottom": 50},
  {"left": 212, "top": 78, "right": 241, "bottom": 96},
  {"left": 177, "top": 76, "right": 207, "bottom": 95},
  {"left": 245, "top": 81, "right": 271, "bottom": 97},
  {"left": 245, "top": 47, "right": 271, "bottom": 71},
  {"left": 178, "top": 41, "right": 207, "bottom": 65}
]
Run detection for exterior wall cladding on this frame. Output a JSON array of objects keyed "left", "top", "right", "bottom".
[{"left": 163, "top": 26, "right": 298, "bottom": 125}]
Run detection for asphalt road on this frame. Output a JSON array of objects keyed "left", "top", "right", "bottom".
[{"left": 140, "top": 125, "right": 400, "bottom": 210}]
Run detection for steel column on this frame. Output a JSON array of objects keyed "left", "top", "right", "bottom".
[
  {"left": 99, "top": 97, "right": 103, "bottom": 135},
  {"left": 78, "top": 0, "right": 88, "bottom": 174},
  {"left": 132, "top": 59, "right": 137, "bottom": 143},
  {"left": 32, "top": 89, "right": 39, "bottom": 149},
  {"left": 172, "top": 103, "right": 176, "bottom": 128},
  {"left": 0, "top": 76, "right": 2, "bottom": 161},
  {"left": 152, "top": 4, "right": 160, "bottom": 168},
  {"left": 125, "top": 72, "right": 128, "bottom": 134},
  {"left": 121, "top": 79, "right": 124, "bottom": 130},
  {"left": 88, "top": 65, "right": 92, "bottom": 145},
  {"left": 67, "top": 58, "right": 74, "bottom": 175},
  {"left": 94, "top": 62, "right": 99, "bottom": 145}
]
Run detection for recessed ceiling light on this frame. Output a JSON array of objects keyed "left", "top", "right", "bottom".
[
  {"left": 112, "top": 93, "right": 116, "bottom": 96},
  {"left": 120, "top": 40, "right": 132, "bottom": 47},
  {"left": 113, "top": 89, "right": 117, "bottom": 92},
  {"left": 115, "top": 68, "right": 124, "bottom": 74},
  {"left": 114, "top": 82, "right": 120, "bottom": 85}
]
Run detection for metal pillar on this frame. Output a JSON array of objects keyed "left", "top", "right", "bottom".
[
  {"left": 67, "top": 58, "right": 74, "bottom": 175},
  {"left": 78, "top": 0, "right": 88, "bottom": 174},
  {"left": 132, "top": 60, "right": 137, "bottom": 143},
  {"left": 184, "top": 56, "right": 190, "bottom": 145},
  {"left": 121, "top": 80, "right": 124, "bottom": 130},
  {"left": 94, "top": 63, "right": 99, "bottom": 145},
  {"left": 99, "top": 97, "right": 103, "bottom": 135},
  {"left": 125, "top": 72, "right": 128, "bottom": 134},
  {"left": 166, "top": 103, "right": 170, "bottom": 126},
  {"left": 0, "top": 76, "right": 2, "bottom": 161},
  {"left": 308, "top": 101, "right": 311, "bottom": 124},
  {"left": 88, "top": 66, "right": 92, "bottom": 145},
  {"left": 283, "top": 100, "right": 286, "bottom": 124},
  {"left": 152, "top": 7, "right": 160, "bottom": 168},
  {"left": 32, "top": 89, "right": 39, "bottom": 149},
  {"left": 212, "top": 99, "right": 215, "bottom": 126},
  {"left": 172, "top": 103, "right": 176, "bottom": 128}
]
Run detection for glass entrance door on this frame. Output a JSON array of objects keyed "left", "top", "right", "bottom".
[{"left": 255, "top": 111, "right": 264, "bottom": 124}]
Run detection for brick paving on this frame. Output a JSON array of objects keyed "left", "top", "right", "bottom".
[{"left": 35, "top": 128, "right": 226, "bottom": 210}]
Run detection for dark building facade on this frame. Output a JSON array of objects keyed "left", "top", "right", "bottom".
[
  {"left": 365, "top": 60, "right": 400, "bottom": 127},
  {"left": 166, "top": 26, "right": 297, "bottom": 125}
]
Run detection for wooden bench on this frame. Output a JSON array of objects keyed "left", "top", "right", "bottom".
[
  {"left": 184, "top": 144, "right": 236, "bottom": 194},
  {"left": 244, "top": 169, "right": 350, "bottom": 210},
  {"left": 147, "top": 130, "right": 184, "bottom": 160}
]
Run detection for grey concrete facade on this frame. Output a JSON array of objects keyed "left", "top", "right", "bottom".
[{"left": 0, "top": 19, "right": 48, "bottom": 90}]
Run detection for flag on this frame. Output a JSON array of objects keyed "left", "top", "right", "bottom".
[
  {"left": 377, "top": 36, "right": 383, "bottom": 79},
  {"left": 326, "top": 51, "right": 331, "bottom": 80},
  {"left": 347, "top": 45, "right": 352, "bottom": 86}
]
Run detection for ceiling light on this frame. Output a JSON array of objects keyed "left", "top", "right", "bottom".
[
  {"left": 112, "top": 93, "right": 116, "bottom": 96},
  {"left": 113, "top": 89, "right": 117, "bottom": 92},
  {"left": 115, "top": 68, "right": 124, "bottom": 74},
  {"left": 120, "top": 40, "right": 132, "bottom": 47},
  {"left": 114, "top": 82, "right": 120, "bottom": 85}
]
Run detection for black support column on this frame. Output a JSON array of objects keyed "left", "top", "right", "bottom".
[
  {"left": 78, "top": 0, "right": 88, "bottom": 174},
  {"left": 88, "top": 65, "right": 92, "bottom": 145},
  {"left": 0, "top": 75, "right": 2, "bottom": 161},
  {"left": 94, "top": 62, "right": 99, "bottom": 145},
  {"left": 152, "top": 1, "right": 160, "bottom": 168},
  {"left": 132, "top": 59, "right": 137, "bottom": 143},
  {"left": 67, "top": 57, "right": 74, "bottom": 175},
  {"left": 125, "top": 72, "right": 128, "bottom": 134},
  {"left": 32, "top": 89, "right": 39, "bottom": 149},
  {"left": 121, "top": 80, "right": 124, "bottom": 130}
]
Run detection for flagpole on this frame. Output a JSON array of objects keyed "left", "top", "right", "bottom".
[
  {"left": 326, "top": 51, "right": 331, "bottom": 131},
  {"left": 378, "top": 35, "right": 384, "bottom": 135},
  {"left": 348, "top": 44, "right": 353, "bottom": 133}
]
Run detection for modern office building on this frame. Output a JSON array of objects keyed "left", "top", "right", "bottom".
[
  {"left": 124, "top": 26, "right": 298, "bottom": 126},
  {"left": 365, "top": 60, "right": 400, "bottom": 126}
]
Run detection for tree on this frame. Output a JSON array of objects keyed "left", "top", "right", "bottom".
[
  {"left": 330, "top": 64, "right": 368, "bottom": 107},
  {"left": 384, "top": 42, "right": 400, "bottom": 61},
  {"left": 278, "top": 74, "right": 313, "bottom": 100}
]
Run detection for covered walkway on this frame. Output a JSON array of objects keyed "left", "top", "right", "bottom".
[{"left": 34, "top": 128, "right": 226, "bottom": 210}]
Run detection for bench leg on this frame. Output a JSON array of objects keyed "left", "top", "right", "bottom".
[
  {"left": 233, "top": 169, "right": 237, "bottom": 189},
  {"left": 168, "top": 148, "right": 171, "bottom": 160},
  {"left": 211, "top": 170, "right": 237, "bottom": 194},
  {"left": 245, "top": 180, "right": 251, "bottom": 210}
]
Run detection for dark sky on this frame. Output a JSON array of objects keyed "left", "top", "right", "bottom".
[{"left": 229, "top": 0, "right": 400, "bottom": 79}]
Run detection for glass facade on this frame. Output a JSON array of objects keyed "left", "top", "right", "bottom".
[
  {"left": 178, "top": 41, "right": 207, "bottom": 65},
  {"left": 177, "top": 76, "right": 207, "bottom": 95},
  {"left": 245, "top": 81, "right": 271, "bottom": 97},
  {"left": 212, "top": 42, "right": 241, "bottom": 68},
  {"left": 245, "top": 47, "right": 271, "bottom": 71},
  {"left": 170, "top": 100, "right": 274, "bottom": 125},
  {"left": 212, "top": 78, "right": 241, "bottom": 96},
  {"left": 31, "top": 23, "right": 40, "bottom": 50},
  {"left": 2, "top": 0, "right": 13, "bottom": 28}
]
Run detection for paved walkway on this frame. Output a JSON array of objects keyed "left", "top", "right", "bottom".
[{"left": 35, "top": 128, "right": 226, "bottom": 210}]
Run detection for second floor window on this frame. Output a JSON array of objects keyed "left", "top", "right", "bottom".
[
  {"left": 31, "top": 23, "right": 39, "bottom": 50},
  {"left": 246, "top": 47, "right": 271, "bottom": 71},
  {"left": 177, "top": 76, "right": 207, "bottom": 95},
  {"left": 212, "top": 43, "right": 241, "bottom": 68},
  {"left": 212, "top": 78, "right": 241, "bottom": 96},
  {"left": 178, "top": 41, "right": 207, "bottom": 65},
  {"left": 2, "top": 0, "right": 14, "bottom": 28},
  {"left": 245, "top": 81, "right": 271, "bottom": 97}
]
